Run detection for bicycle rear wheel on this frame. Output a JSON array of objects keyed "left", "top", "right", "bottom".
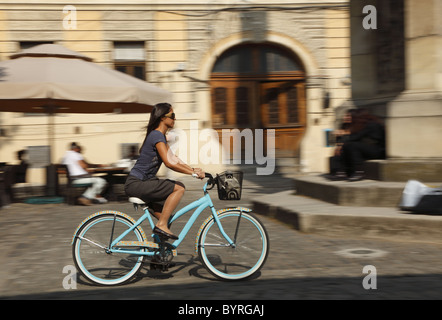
[
  {"left": 198, "top": 211, "right": 269, "bottom": 280},
  {"left": 72, "top": 213, "right": 146, "bottom": 286}
]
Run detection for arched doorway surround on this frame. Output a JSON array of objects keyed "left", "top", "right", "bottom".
[
  {"left": 210, "top": 42, "right": 306, "bottom": 157},
  {"left": 196, "top": 32, "right": 319, "bottom": 162}
]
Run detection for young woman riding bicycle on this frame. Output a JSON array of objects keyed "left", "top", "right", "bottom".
[{"left": 124, "top": 103, "right": 205, "bottom": 240}]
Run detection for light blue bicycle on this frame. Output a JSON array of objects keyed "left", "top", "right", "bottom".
[{"left": 72, "top": 172, "right": 269, "bottom": 285}]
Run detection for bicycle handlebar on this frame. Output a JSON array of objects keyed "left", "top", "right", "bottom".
[
  {"left": 192, "top": 172, "right": 216, "bottom": 190},
  {"left": 191, "top": 172, "right": 214, "bottom": 179},
  {"left": 204, "top": 173, "right": 216, "bottom": 190}
]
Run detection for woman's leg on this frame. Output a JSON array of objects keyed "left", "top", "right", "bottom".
[
  {"left": 342, "top": 141, "right": 383, "bottom": 180},
  {"left": 155, "top": 182, "right": 185, "bottom": 235}
]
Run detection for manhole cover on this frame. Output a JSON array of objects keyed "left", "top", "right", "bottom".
[
  {"left": 335, "top": 248, "right": 388, "bottom": 259},
  {"left": 351, "top": 250, "right": 374, "bottom": 255}
]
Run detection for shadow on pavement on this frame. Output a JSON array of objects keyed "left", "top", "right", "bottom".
[{"left": 2, "top": 273, "right": 441, "bottom": 300}]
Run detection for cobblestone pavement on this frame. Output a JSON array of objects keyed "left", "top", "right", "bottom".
[{"left": 1, "top": 175, "right": 442, "bottom": 300}]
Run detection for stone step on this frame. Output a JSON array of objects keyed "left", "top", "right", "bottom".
[
  {"left": 220, "top": 157, "right": 301, "bottom": 176},
  {"left": 294, "top": 175, "right": 408, "bottom": 207},
  {"left": 252, "top": 190, "right": 442, "bottom": 243},
  {"left": 364, "top": 159, "right": 442, "bottom": 182},
  {"left": 274, "top": 157, "right": 302, "bottom": 175}
]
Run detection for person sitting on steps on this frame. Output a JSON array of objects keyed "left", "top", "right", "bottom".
[{"left": 341, "top": 108, "right": 386, "bottom": 182}]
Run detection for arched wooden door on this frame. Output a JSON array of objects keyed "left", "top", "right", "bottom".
[{"left": 210, "top": 43, "right": 306, "bottom": 159}]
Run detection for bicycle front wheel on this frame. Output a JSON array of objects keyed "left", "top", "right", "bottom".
[
  {"left": 198, "top": 211, "right": 269, "bottom": 281},
  {"left": 72, "top": 213, "right": 146, "bottom": 286}
]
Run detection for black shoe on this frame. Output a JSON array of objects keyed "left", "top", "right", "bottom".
[
  {"left": 348, "top": 171, "right": 365, "bottom": 182},
  {"left": 328, "top": 171, "right": 347, "bottom": 181},
  {"left": 153, "top": 226, "right": 178, "bottom": 240}
]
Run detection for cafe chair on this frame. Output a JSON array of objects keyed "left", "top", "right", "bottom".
[
  {"left": 0, "top": 164, "right": 34, "bottom": 203},
  {"left": 11, "top": 163, "right": 35, "bottom": 201},
  {"left": 1, "top": 165, "right": 14, "bottom": 207},
  {"left": 56, "top": 164, "right": 92, "bottom": 205}
]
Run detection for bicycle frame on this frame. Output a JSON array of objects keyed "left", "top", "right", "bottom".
[{"left": 108, "top": 181, "right": 235, "bottom": 256}]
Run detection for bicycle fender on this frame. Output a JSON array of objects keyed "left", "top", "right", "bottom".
[
  {"left": 194, "top": 207, "right": 252, "bottom": 253},
  {"left": 71, "top": 210, "right": 144, "bottom": 245}
]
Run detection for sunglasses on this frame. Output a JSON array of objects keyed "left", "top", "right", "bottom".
[{"left": 163, "top": 112, "right": 176, "bottom": 120}]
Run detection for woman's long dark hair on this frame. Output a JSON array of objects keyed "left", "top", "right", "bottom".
[
  {"left": 139, "top": 102, "right": 172, "bottom": 153},
  {"left": 350, "top": 108, "right": 382, "bottom": 134}
]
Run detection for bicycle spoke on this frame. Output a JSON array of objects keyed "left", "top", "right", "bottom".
[{"left": 76, "top": 236, "right": 107, "bottom": 250}]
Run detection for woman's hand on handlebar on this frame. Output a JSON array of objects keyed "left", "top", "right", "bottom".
[{"left": 192, "top": 167, "right": 205, "bottom": 179}]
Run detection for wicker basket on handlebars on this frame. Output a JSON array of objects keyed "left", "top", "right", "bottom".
[{"left": 215, "top": 171, "right": 244, "bottom": 200}]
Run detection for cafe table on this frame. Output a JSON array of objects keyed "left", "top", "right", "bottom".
[{"left": 89, "top": 166, "right": 128, "bottom": 201}]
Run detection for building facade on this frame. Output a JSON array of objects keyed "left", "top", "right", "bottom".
[
  {"left": 350, "top": 0, "right": 442, "bottom": 161},
  {"left": 0, "top": 0, "right": 351, "bottom": 183}
]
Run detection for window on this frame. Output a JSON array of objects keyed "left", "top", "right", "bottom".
[
  {"left": 287, "top": 87, "right": 299, "bottom": 123},
  {"left": 113, "top": 42, "right": 146, "bottom": 80},
  {"left": 235, "top": 87, "right": 250, "bottom": 126},
  {"left": 27, "top": 146, "right": 50, "bottom": 168},
  {"left": 212, "top": 44, "right": 302, "bottom": 74},
  {"left": 265, "top": 88, "right": 280, "bottom": 125},
  {"left": 213, "top": 87, "right": 227, "bottom": 126},
  {"left": 260, "top": 46, "right": 301, "bottom": 73},
  {"left": 120, "top": 143, "right": 140, "bottom": 159},
  {"left": 212, "top": 46, "right": 253, "bottom": 73}
]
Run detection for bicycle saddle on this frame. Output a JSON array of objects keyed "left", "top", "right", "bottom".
[
  {"left": 129, "top": 197, "right": 149, "bottom": 211},
  {"left": 129, "top": 197, "right": 145, "bottom": 205}
]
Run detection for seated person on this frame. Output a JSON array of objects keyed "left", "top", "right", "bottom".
[
  {"left": 62, "top": 142, "right": 108, "bottom": 205},
  {"left": 341, "top": 108, "right": 386, "bottom": 181},
  {"left": 329, "top": 109, "right": 355, "bottom": 179},
  {"left": 15, "top": 149, "right": 29, "bottom": 183}
]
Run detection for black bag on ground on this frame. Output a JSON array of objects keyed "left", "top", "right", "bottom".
[{"left": 399, "top": 180, "right": 442, "bottom": 214}]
